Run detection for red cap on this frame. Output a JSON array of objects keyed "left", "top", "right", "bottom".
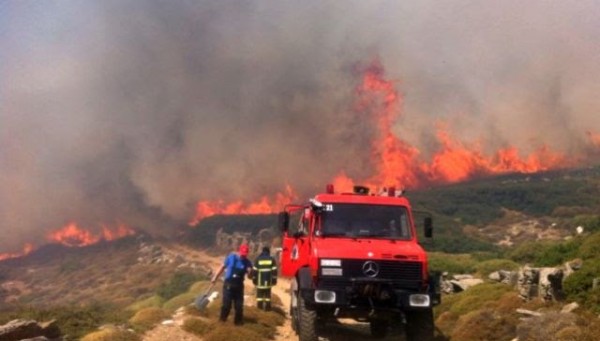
[{"left": 239, "top": 244, "right": 249, "bottom": 256}]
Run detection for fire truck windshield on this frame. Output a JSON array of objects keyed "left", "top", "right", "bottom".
[{"left": 318, "top": 203, "right": 411, "bottom": 240}]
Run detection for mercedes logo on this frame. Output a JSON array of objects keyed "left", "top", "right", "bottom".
[{"left": 362, "top": 261, "right": 379, "bottom": 277}]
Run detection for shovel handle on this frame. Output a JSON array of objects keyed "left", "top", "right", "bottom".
[{"left": 204, "top": 281, "right": 216, "bottom": 295}]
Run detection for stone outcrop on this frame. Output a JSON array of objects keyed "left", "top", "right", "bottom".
[
  {"left": 214, "top": 228, "right": 275, "bottom": 255},
  {"left": 441, "top": 273, "right": 484, "bottom": 293},
  {"left": 0, "top": 319, "right": 61, "bottom": 341},
  {"left": 489, "top": 261, "right": 580, "bottom": 301},
  {"left": 488, "top": 270, "right": 519, "bottom": 286}
]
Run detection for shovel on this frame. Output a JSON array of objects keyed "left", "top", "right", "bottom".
[{"left": 194, "top": 282, "right": 216, "bottom": 310}]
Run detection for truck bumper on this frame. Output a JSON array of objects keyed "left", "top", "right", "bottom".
[{"left": 301, "top": 287, "right": 439, "bottom": 312}]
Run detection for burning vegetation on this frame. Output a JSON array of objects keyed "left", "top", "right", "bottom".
[
  {"left": 0, "top": 223, "right": 136, "bottom": 261},
  {"left": 190, "top": 61, "right": 594, "bottom": 222}
]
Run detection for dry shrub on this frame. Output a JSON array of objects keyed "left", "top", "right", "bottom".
[
  {"left": 493, "top": 292, "right": 523, "bottom": 313},
  {"left": 184, "top": 300, "right": 221, "bottom": 320},
  {"left": 182, "top": 317, "right": 215, "bottom": 336},
  {"left": 451, "top": 308, "right": 516, "bottom": 341},
  {"left": 555, "top": 326, "right": 582, "bottom": 340},
  {"left": 129, "top": 307, "right": 169, "bottom": 331},
  {"left": 575, "top": 311, "right": 600, "bottom": 341},
  {"left": 516, "top": 312, "right": 579, "bottom": 341},
  {"left": 203, "top": 324, "right": 263, "bottom": 341},
  {"left": 434, "top": 311, "right": 459, "bottom": 336},
  {"left": 184, "top": 301, "right": 284, "bottom": 340},
  {"left": 81, "top": 328, "right": 140, "bottom": 341},
  {"left": 244, "top": 306, "right": 285, "bottom": 327}
]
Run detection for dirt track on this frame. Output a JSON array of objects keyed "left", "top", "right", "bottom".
[{"left": 143, "top": 244, "right": 405, "bottom": 341}]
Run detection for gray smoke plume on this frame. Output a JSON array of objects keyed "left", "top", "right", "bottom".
[{"left": 1, "top": 0, "right": 599, "bottom": 252}]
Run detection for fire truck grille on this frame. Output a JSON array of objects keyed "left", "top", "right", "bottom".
[{"left": 319, "top": 259, "right": 423, "bottom": 290}]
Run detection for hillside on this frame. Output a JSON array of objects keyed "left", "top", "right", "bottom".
[{"left": 2, "top": 166, "right": 600, "bottom": 340}]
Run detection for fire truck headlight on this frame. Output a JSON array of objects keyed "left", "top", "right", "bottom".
[
  {"left": 321, "top": 259, "right": 341, "bottom": 267},
  {"left": 321, "top": 268, "right": 343, "bottom": 276},
  {"left": 314, "top": 290, "right": 336, "bottom": 303},
  {"left": 409, "top": 294, "right": 431, "bottom": 307}
]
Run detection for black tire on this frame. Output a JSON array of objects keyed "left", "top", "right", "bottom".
[
  {"left": 405, "top": 309, "right": 434, "bottom": 341},
  {"left": 298, "top": 291, "right": 318, "bottom": 341},
  {"left": 370, "top": 319, "right": 389, "bottom": 339}
]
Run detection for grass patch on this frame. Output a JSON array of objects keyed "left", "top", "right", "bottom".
[
  {"left": 162, "top": 292, "right": 197, "bottom": 312},
  {"left": 81, "top": 327, "right": 140, "bottom": 341},
  {"left": 436, "top": 286, "right": 520, "bottom": 338},
  {"left": 474, "top": 258, "right": 520, "bottom": 277},
  {"left": 0, "top": 303, "right": 133, "bottom": 340},
  {"left": 183, "top": 301, "right": 285, "bottom": 340},
  {"left": 126, "top": 295, "right": 164, "bottom": 312},
  {"left": 157, "top": 272, "right": 207, "bottom": 300},
  {"left": 182, "top": 317, "right": 215, "bottom": 336},
  {"left": 129, "top": 307, "right": 169, "bottom": 332},
  {"left": 428, "top": 252, "right": 477, "bottom": 275}
]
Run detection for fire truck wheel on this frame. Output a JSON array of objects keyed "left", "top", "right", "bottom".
[
  {"left": 298, "top": 291, "right": 318, "bottom": 341},
  {"left": 405, "top": 309, "right": 434, "bottom": 341},
  {"left": 370, "top": 319, "right": 389, "bottom": 338}
]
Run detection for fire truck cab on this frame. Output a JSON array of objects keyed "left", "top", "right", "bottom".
[{"left": 278, "top": 185, "right": 439, "bottom": 341}]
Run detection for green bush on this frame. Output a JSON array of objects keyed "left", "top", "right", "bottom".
[
  {"left": 475, "top": 259, "right": 520, "bottom": 276},
  {"left": 428, "top": 252, "right": 477, "bottom": 275},
  {"left": 572, "top": 215, "right": 600, "bottom": 233},
  {"left": 129, "top": 307, "right": 169, "bottom": 331},
  {"left": 563, "top": 257, "right": 600, "bottom": 313},
  {"left": 0, "top": 304, "right": 133, "bottom": 340},
  {"left": 436, "top": 283, "right": 514, "bottom": 317},
  {"left": 188, "top": 281, "right": 212, "bottom": 295},
  {"left": 506, "top": 240, "right": 554, "bottom": 264},
  {"left": 162, "top": 292, "right": 197, "bottom": 312},
  {"left": 126, "top": 295, "right": 164, "bottom": 312},
  {"left": 578, "top": 232, "right": 600, "bottom": 260},
  {"left": 157, "top": 272, "right": 205, "bottom": 300},
  {"left": 535, "top": 239, "right": 582, "bottom": 267}
]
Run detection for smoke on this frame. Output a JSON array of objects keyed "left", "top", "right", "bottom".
[{"left": 1, "top": 0, "right": 599, "bottom": 251}]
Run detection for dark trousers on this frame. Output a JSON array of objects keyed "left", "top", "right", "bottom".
[
  {"left": 220, "top": 282, "right": 244, "bottom": 325},
  {"left": 256, "top": 287, "right": 272, "bottom": 311}
]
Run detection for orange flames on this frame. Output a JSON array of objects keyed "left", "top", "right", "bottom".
[
  {"left": 189, "top": 185, "right": 298, "bottom": 224},
  {"left": 47, "top": 222, "right": 136, "bottom": 247},
  {"left": 189, "top": 59, "right": 593, "bottom": 223},
  {"left": 0, "top": 222, "right": 136, "bottom": 262},
  {"left": 0, "top": 243, "right": 34, "bottom": 262}
]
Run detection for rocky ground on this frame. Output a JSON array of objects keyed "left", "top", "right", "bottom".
[{"left": 142, "top": 244, "right": 406, "bottom": 341}]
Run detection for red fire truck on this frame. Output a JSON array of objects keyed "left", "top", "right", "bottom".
[{"left": 278, "top": 185, "right": 439, "bottom": 341}]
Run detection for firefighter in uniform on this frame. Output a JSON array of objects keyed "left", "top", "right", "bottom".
[{"left": 252, "top": 246, "right": 278, "bottom": 310}]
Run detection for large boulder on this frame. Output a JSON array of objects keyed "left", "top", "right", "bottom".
[{"left": 0, "top": 319, "right": 61, "bottom": 341}]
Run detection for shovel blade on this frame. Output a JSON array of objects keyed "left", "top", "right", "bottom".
[{"left": 195, "top": 294, "right": 210, "bottom": 310}]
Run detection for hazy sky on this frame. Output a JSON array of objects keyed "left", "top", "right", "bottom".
[{"left": 1, "top": 1, "right": 599, "bottom": 251}]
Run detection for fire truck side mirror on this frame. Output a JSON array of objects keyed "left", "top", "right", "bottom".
[
  {"left": 424, "top": 217, "right": 433, "bottom": 238},
  {"left": 278, "top": 212, "right": 290, "bottom": 232}
]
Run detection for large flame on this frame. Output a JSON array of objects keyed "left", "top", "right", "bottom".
[
  {"left": 189, "top": 59, "right": 591, "bottom": 222},
  {"left": 189, "top": 185, "right": 298, "bottom": 224},
  {"left": 46, "top": 222, "right": 136, "bottom": 247},
  {"left": 0, "top": 223, "right": 136, "bottom": 262},
  {"left": 0, "top": 243, "right": 34, "bottom": 262}
]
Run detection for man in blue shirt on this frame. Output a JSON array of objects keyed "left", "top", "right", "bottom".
[{"left": 211, "top": 244, "right": 253, "bottom": 325}]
